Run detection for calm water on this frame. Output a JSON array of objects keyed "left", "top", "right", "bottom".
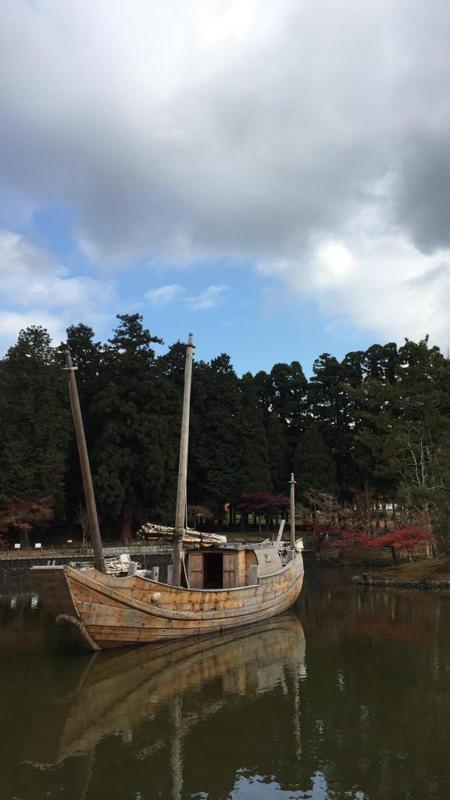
[{"left": 2, "top": 569, "right": 450, "bottom": 800}]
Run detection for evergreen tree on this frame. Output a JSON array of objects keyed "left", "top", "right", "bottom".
[
  {"left": 268, "top": 361, "right": 308, "bottom": 455},
  {"left": 58, "top": 324, "right": 105, "bottom": 527},
  {"left": 363, "top": 342, "right": 400, "bottom": 384},
  {"left": 89, "top": 314, "right": 165, "bottom": 540},
  {"left": 2, "top": 315, "right": 450, "bottom": 548},
  {"left": 395, "top": 339, "right": 450, "bottom": 527},
  {"left": 308, "top": 353, "right": 354, "bottom": 499},
  {"left": 349, "top": 377, "right": 402, "bottom": 529},
  {"left": 293, "top": 423, "right": 338, "bottom": 497},
  {"left": 189, "top": 354, "right": 241, "bottom": 518},
  {"left": 0, "top": 326, "right": 69, "bottom": 526},
  {"left": 253, "top": 369, "right": 291, "bottom": 491},
  {"left": 237, "top": 373, "right": 272, "bottom": 493}
]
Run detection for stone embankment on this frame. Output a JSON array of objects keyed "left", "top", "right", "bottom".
[
  {"left": 350, "top": 556, "right": 450, "bottom": 590},
  {"left": 352, "top": 572, "right": 450, "bottom": 590}
]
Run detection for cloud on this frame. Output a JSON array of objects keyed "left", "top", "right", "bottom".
[
  {"left": 0, "top": 309, "right": 66, "bottom": 347},
  {"left": 0, "top": 1, "right": 404, "bottom": 263},
  {"left": 146, "top": 282, "right": 226, "bottom": 310},
  {"left": 146, "top": 284, "right": 185, "bottom": 305},
  {"left": 3, "top": 2, "right": 450, "bottom": 343},
  {"left": 186, "top": 285, "right": 227, "bottom": 310},
  {"left": 276, "top": 209, "right": 450, "bottom": 346},
  {"left": 0, "top": 231, "right": 115, "bottom": 351},
  {"left": 0, "top": 231, "right": 114, "bottom": 309}
]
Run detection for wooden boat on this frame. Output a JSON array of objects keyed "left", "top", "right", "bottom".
[
  {"left": 32, "top": 336, "right": 304, "bottom": 650},
  {"left": 32, "top": 541, "right": 303, "bottom": 649}
]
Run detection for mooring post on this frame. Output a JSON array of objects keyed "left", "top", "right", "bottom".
[
  {"left": 65, "top": 351, "right": 106, "bottom": 574},
  {"left": 172, "top": 334, "right": 194, "bottom": 586}
]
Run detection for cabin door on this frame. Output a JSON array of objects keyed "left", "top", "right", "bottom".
[
  {"left": 204, "top": 553, "right": 223, "bottom": 589},
  {"left": 187, "top": 552, "right": 204, "bottom": 589}
]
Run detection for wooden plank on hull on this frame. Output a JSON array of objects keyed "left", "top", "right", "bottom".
[
  {"left": 67, "top": 562, "right": 303, "bottom": 623},
  {"left": 33, "top": 551, "right": 303, "bottom": 649},
  {"left": 78, "top": 575, "right": 303, "bottom": 646}
]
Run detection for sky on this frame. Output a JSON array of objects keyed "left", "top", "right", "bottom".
[{"left": 2, "top": 0, "right": 450, "bottom": 375}]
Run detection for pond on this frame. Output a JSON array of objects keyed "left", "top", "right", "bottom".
[{"left": 1, "top": 568, "right": 450, "bottom": 799}]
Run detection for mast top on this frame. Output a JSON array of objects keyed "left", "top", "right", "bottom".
[{"left": 63, "top": 350, "right": 78, "bottom": 371}]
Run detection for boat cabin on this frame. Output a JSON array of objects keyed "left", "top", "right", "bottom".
[{"left": 185, "top": 543, "right": 284, "bottom": 590}]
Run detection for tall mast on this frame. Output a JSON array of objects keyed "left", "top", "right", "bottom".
[
  {"left": 172, "top": 334, "right": 194, "bottom": 586},
  {"left": 64, "top": 351, "right": 106, "bottom": 574},
  {"left": 290, "top": 472, "right": 296, "bottom": 550}
]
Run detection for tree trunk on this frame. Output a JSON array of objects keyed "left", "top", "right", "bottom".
[
  {"left": 20, "top": 528, "right": 30, "bottom": 549},
  {"left": 240, "top": 511, "right": 249, "bottom": 529},
  {"left": 120, "top": 502, "right": 133, "bottom": 543},
  {"left": 375, "top": 501, "right": 380, "bottom": 529},
  {"left": 365, "top": 486, "right": 372, "bottom": 534}
]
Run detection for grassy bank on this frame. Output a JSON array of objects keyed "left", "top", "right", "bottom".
[{"left": 352, "top": 556, "right": 450, "bottom": 589}]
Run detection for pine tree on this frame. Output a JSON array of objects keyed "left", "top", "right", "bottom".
[
  {"left": 189, "top": 354, "right": 241, "bottom": 518},
  {"left": 89, "top": 314, "right": 165, "bottom": 541},
  {"left": 0, "top": 326, "right": 69, "bottom": 529},
  {"left": 58, "top": 324, "right": 105, "bottom": 527},
  {"left": 268, "top": 361, "right": 308, "bottom": 458},
  {"left": 395, "top": 339, "right": 450, "bottom": 532},
  {"left": 253, "top": 369, "right": 291, "bottom": 491},
  {"left": 308, "top": 353, "right": 354, "bottom": 500},
  {"left": 294, "top": 423, "right": 337, "bottom": 498},
  {"left": 237, "top": 373, "right": 272, "bottom": 493}
]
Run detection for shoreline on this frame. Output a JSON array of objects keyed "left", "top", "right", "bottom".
[{"left": 351, "top": 556, "right": 450, "bottom": 591}]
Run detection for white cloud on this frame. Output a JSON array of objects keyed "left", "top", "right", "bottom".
[
  {"left": 146, "top": 282, "right": 226, "bottom": 310},
  {"left": 0, "top": 231, "right": 115, "bottom": 351},
  {"left": 276, "top": 211, "right": 450, "bottom": 346},
  {"left": 0, "top": 0, "right": 425, "bottom": 265},
  {"left": 186, "top": 285, "right": 227, "bottom": 310},
  {"left": 0, "top": 309, "right": 66, "bottom": 346},
  {"left": 3, "top": 2, "right": 450, "bottom": 345},
  {"left": 146, "top": 284, "right": 185, "bottom": 305},
  {"left": 0, "top": 231, "right": 114, "bottom": 309},
  {"left": 315, "top": 242, "right": 355, "bottom": 288}
]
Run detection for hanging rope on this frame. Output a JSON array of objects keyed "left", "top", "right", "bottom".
[{"left": 180, "top": 549, "right": 190, "bottom": 589}]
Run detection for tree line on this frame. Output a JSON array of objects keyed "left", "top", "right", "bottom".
[{"left": 1, "top": 313, "right": 450, "bottom": 546}]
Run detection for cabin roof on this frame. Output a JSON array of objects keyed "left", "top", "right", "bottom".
[{"left": 190, "top": 541, "right": 279, "bottom": 554}]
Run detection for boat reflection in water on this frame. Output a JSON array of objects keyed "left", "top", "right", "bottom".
[{"left": 24, "top": 614, "right": 306, "bottom": 799}]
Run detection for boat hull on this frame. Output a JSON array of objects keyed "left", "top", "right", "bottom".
[{"left": 32, "top": 555, "right": 304, "bottom": 650}]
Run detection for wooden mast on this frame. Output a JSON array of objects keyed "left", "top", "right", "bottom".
[
  {"left": 172, "top": 334, "right": 194, "bottom": 586},
  {"left": 64, "top": 351, "right": 106, "bottom": 574},
  {"left": 290, "top": 473, "right": 296, "bottom": 550}
]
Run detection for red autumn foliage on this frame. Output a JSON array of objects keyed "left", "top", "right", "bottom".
[
  {"left": 303, "top": 521, "right": 434, "bottom": 552},
  {"left": 0, "top": 500, "right": 53, "bottom": 534},
  {"left": 341, "top": 524, "right": 434, "bottom": 550},
  {"left": 237, "top": 492, "right": 289, "bottom": 513}
]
